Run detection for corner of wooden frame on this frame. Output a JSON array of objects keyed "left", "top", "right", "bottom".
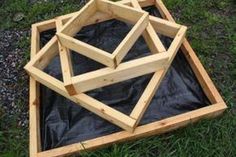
[
  {"left": 65, "top": 83, "right": 78, "bottom": 96},
  {"left": 166, "top": 25, "right": 187, "bottom": 62},
  {"left": 59, "top": 0, "right": 96, "bottom": 36},
  {"left": 29, "top": 18, "right": 42, "bottom": 157},
  {"left": 56, "top": 32, "right": 116, "bottom": 68},
  {"left": 149, "top": 16, "right": 181, "bottom": 38}
]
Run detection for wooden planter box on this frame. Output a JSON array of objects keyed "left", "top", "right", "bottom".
[{"left": 27, "top": 0, "right": 227, "bottom": 156}]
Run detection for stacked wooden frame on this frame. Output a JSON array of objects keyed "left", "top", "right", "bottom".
[
  {"left": 26, "top": 0, "right": 227, "bottom": 156},
  {"left": 25, "top": 0, "right": 187, "bottom": 132}
]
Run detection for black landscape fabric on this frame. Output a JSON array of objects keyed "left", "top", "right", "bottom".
[{"left": 39, "top": 6, "right": 210, "bottom": 150}]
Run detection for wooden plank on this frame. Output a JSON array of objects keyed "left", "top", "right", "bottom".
[
  {"left": 155, "top": 0, "right": 224, "bottom": 103},
  {"left": 56, "top": 33, "right": 116, "bottom": 68},
  {"left": 25, "top": 36, "right": 58, "bottom": 70},
  {"left": 149, "top": 15, "right": 181, "bottom": 38},
  {"left": 62, "top": 11, "right": 112, "bottom": 26},
  {"left": 59, "top": 0, "right": 97, "bottom": 36},
  {"left": 31, "top": 25, "right": 40, "bottom": 56},
  {"left": 155, "top": 0, "right": 175, "bottom": 22},
  {"left": 141, "top": 22, "right": 167, "bottom": 53},
  {"left": 167, "top": 26, "right": 187, "bottom": 61},
  {"left": 33, "top": 19, "right": 56, "bottom": 33},
  {"left": 56, "top": 19, "right": 76, "bottom": 95},
  {"left": 25, "top": 66, "right": 136, "bottom": 132},
  {"left": 37, "top": 102, "right": 227, "bottom": 157},
  {"left": 71, "top": 53, "right": 169, "bottom": 93},
  {"left": 97, "top": 0, "right": 145, "bottom": 24},
  {"left": 130, "top": 69, "right": 165, "bottom": 124},
  {"left": 180, "top": 39, "right": 224, "bottom": 103},
  {"left": 29, "top": 77, "right": 41, "bottom": 157},
  {"left": 29, "top": 25, "right": 41, "bottom": 157},
  {"left": 112, "top": 12, "right": 149, "bottom": 65},
  {"left": 130, "top": 0, "right": 166, "bottom": 54},
  {"left": 127, "top": 0, "right": 167, "bottom": 125},
  {"left": 130, "top": 23, "right": 187, "bottom": 127}
]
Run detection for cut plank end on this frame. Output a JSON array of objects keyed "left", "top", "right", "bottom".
[{"left": 65, "top": 84, "right": 78, "bottom": 96}]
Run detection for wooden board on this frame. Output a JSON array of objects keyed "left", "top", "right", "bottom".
[
  {"left": 56, "top": 19, "right": 75, "bottom": 95},
  {"left": 130, "top": 0, "right": 166, "bottom": 54},
  {"left": 28, "top": 0, "right": 227, "bottom": 156},
  {"left": 29, "top": 24, "right": 41, "bottom": 157},
  {"left": 128, "top": 0, "right": 185, "bottom": 126}
]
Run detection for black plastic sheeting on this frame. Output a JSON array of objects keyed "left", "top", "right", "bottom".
[{"left": 40, "top": 6, "right": 210, "bottom": 151}]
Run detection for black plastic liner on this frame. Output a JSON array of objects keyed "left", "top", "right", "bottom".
[{"left": 39, "top": 6, "right": 210, "bottom": 151}]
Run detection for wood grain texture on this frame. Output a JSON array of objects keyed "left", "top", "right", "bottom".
[
  {"left": 72, "top": 53, "right": 169, "bottom": 93},
  {"left": 56, "top": 19, "right": 75, "bottom": 95},
  {"left": 29, "top": 25, "right": 41, "bottom": 157},
  {"left": 131, "top": 0, "right": 166, "bottom": 54}
]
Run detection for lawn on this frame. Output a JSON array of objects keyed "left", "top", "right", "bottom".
[{"left": 0, "top": 0, "right": 235, "bottom": 156}]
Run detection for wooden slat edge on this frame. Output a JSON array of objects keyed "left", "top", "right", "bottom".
[
  {"left": 37, "top": 102, "right": 227, "bottom": 157},
  {"left": 72, "top": 53, "right": 169, "bottom": 92},
  {"left": 167, "top": 26, "right": 187, "bottom": 61},
  {"left": 24, "top": 36, "right": 58, "bottom": 70},
  {"left": 155, "top": 0, "right": 225, "bottom": 103},
  {"left": 29, "top": 25, "right": 41, "bottom": 157},
  {"left": 97, "top": 0, "right": 145, "bottom": 24},
  {"left": 113, "top": 12, "right": 149, "bottom": 64},
  {"left": 130, "top": 69, "right": 165, "bottom": 124},
  {"left": 56, "top": 33, "right": 115, "bottom": 68},
  {"left": 59, "top": 0, "right": 96, "bottom": 35},
  {"left": 56, "top": 19, "right": 76, "bottom": 95}
]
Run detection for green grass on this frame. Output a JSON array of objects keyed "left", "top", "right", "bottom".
[
  {"left": 0, "top": 0, "right": 235, "bottom": 156},
  {"left": 0, "top": 0, "right": 88, "bottom": 29},
  {"left": 0, "top": 109, "right": 28, "bottom": 157}
]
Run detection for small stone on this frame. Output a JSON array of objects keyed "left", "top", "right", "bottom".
[{"left": 13, "top": 13, "right": 25, "bottom": 22}]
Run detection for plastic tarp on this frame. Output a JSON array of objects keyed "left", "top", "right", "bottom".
[{"left": 39, "top": 6, "right": 210, "bottom": 150}]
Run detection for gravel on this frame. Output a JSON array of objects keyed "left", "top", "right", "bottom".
[{"left": 0, "top": 29, "right": 30, "bottom": 130}]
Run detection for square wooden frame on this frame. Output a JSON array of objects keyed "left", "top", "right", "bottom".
[
  {"left": 57, "top": 0, "right": 150, "bottom": 68},
  {"left": 28, "top": 0, "right": 227, "bottom": 157}
]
